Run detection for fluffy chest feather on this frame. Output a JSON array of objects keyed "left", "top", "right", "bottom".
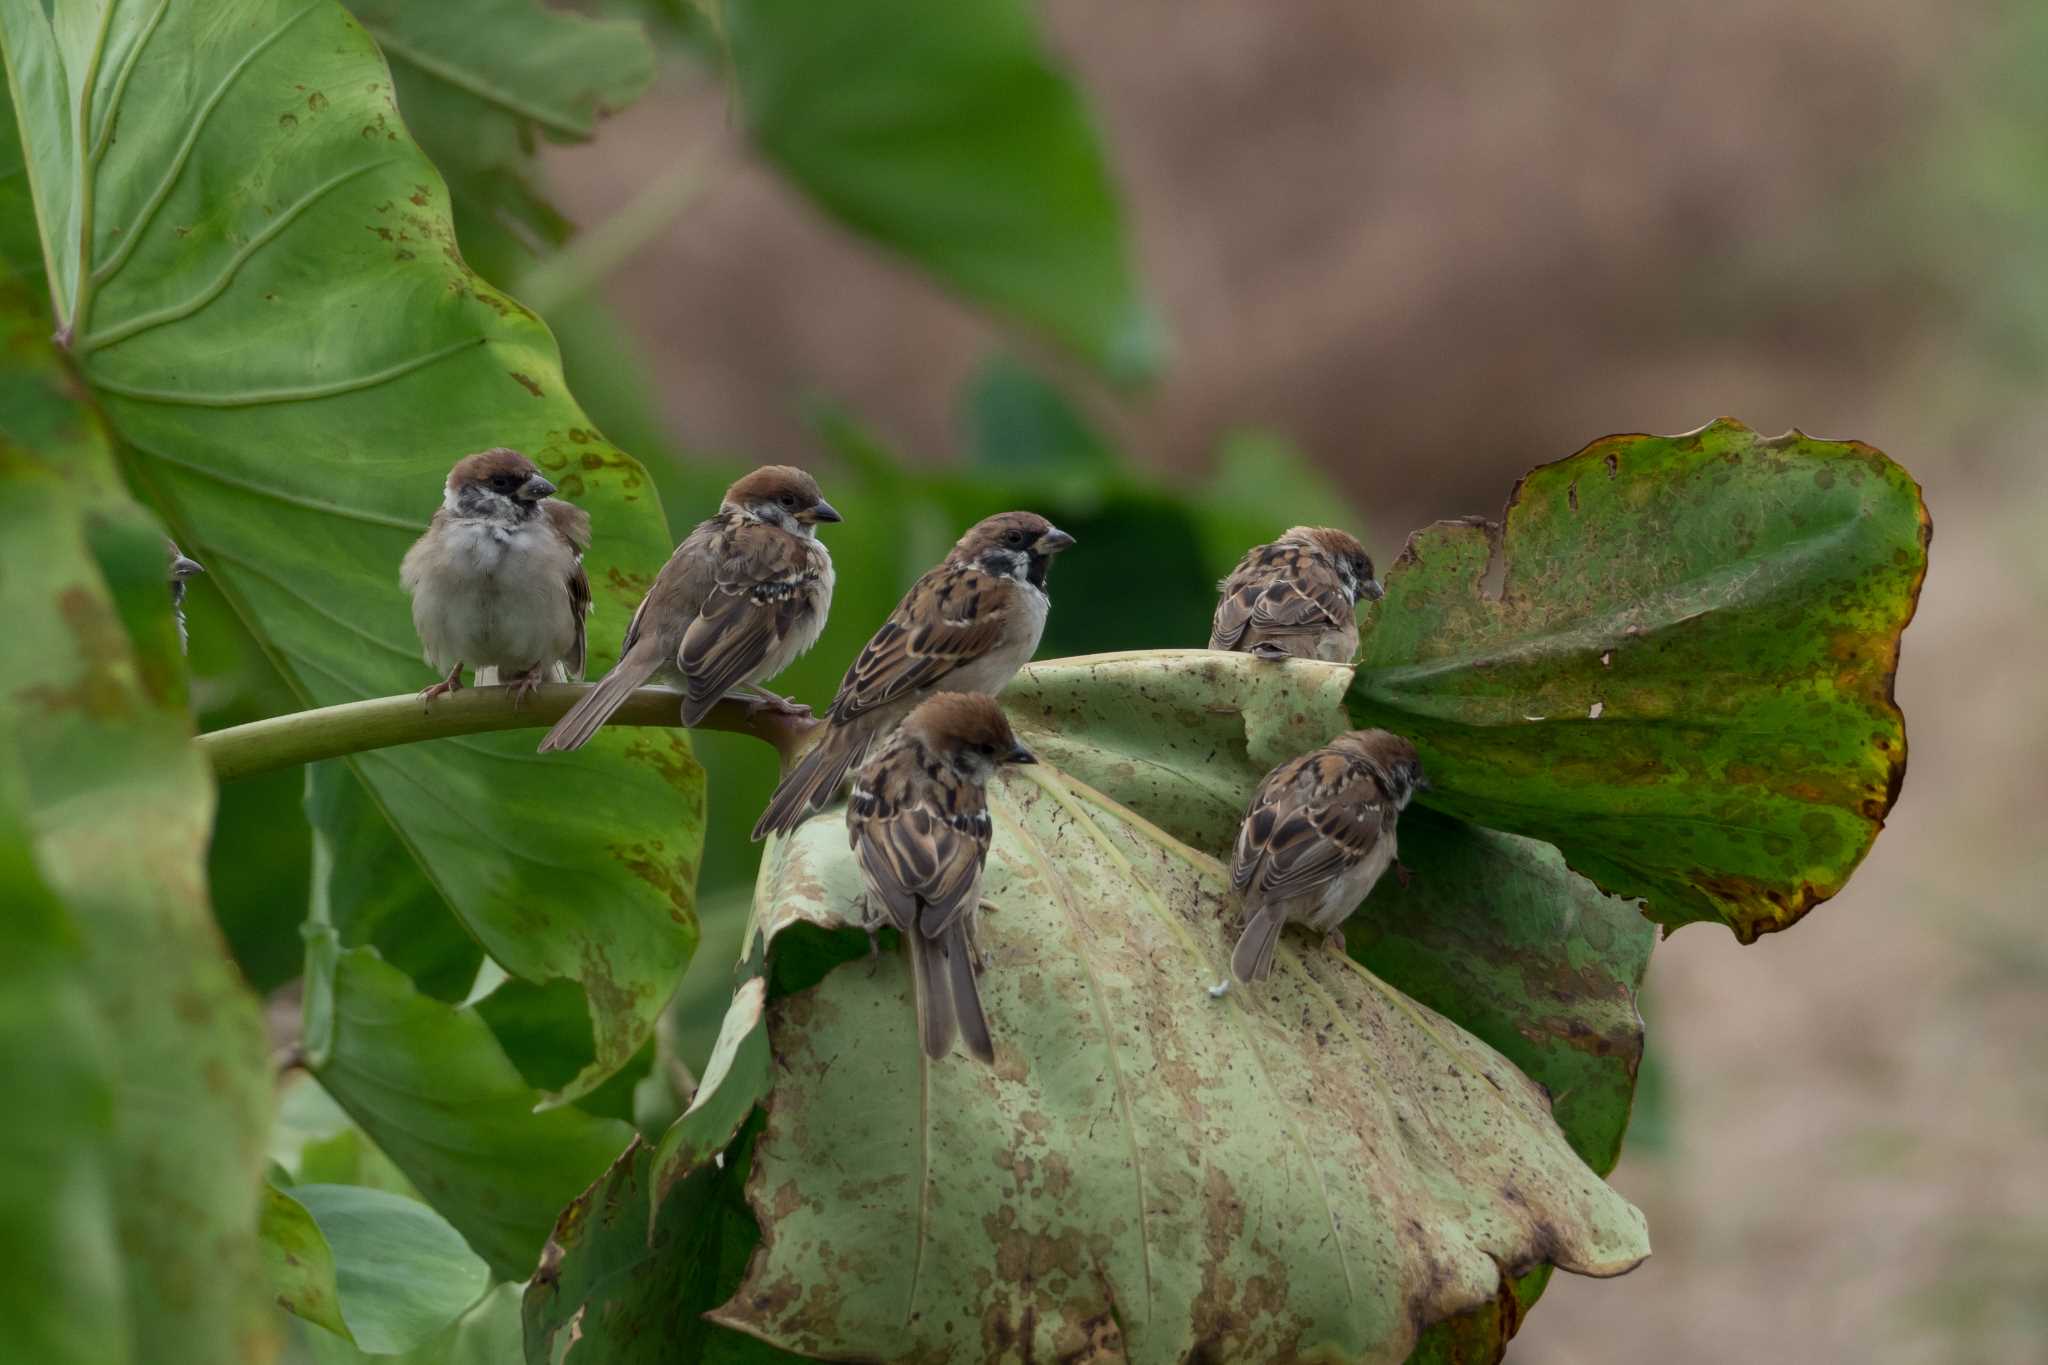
[{"left": 404, "top": 514, "right": 577, "bottom": 671}]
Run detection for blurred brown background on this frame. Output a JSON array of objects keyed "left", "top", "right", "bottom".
[{"left": 548, "top": 2, "right": 2045, "bottom": 1359}]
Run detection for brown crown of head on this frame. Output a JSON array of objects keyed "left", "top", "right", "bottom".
[
  {"left": 904, "top": 693, "right": 1037, "bottom": 764},
  {"left": 723, "top": 465, "right": 840, "bottom": 524},
  {"left": 1282, "top": 525, "right": 1371, "bottom": 572},
  {"left": 449, "top": 447, "right": 552, "bottom": 498},
  {"left": 1330, "top": 728, "right": 1426, "bottom": 788},
  {"left": 952, "top": 511, "right": 1075, "bottom": 561}
]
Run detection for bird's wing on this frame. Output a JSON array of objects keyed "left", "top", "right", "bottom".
[
  {"left": 848, "top": 757, "right": 990, "bottom": 939},
  {"left": 1231, "top": 749, "right": 1388, "bottom": 905},
  {"left": 678, "top": 523, "right": 819, "bottom": 710},
  {"left": 543, "top": 502, "right": 594, "bottom": 678},
  {"left": 829, "top": 565, "right": 1012, "bottom": 721}
]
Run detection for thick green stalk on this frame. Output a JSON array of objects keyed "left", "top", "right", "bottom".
[{"left": 196, "top": 685, "right": 817, "bottom": 782}]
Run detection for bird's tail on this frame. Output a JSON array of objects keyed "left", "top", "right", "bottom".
[
  {"left": 537, "top": 639, "right": 665, "bottom": 752},
  {"left": 1231, "top": 903, "right": 1287, "bottom": 983},
  {"left": 911, "top": 922, "right": 993, "bottom": 1064},
  {"left": 751, "top": 721, "right": 871, "bottom": 839}
]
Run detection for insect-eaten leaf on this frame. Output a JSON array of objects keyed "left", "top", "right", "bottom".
[
  {"left": 1349, "top": 419, "right": 1929, "bottom": 941},
  {"left": 691, "top": 764, "right": 1646, "bottom": 1364}
]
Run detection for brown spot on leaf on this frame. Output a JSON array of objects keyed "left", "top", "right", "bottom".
[{"left": 510, "top": 372, "right": 543, "bottom": 397}]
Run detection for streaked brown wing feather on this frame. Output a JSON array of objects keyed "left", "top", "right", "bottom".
[
  {"left": 543, "top": 501, "right": 594, "bottom": 677},
  {"left": 1211, "top": 542, "right": 1351, "bottom": 651},
  {"left": 831, "top": 565, "right": 1009, "bottom": 721},
  {"left": 678, "top": 523, "right": 814, "bottom": 708},
  {"left": 1232, "top": 749, "right": 1387, "bottom": 904},
  {"left": 849, "top": 751, "right": 990, "bottom": 938}
]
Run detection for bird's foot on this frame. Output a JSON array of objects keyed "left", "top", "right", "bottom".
[
  {"left": 419, "top": 666, "right": 464, "bottom": 705},
  {"left": 506, "top": 668, "right": 548, "bottom": 710},
  {"left": 743, "top": 687, "right": 814, "bottom": 720},
  {"left": 1324, "top": 929, "right": 1348, "bottom": 954}
]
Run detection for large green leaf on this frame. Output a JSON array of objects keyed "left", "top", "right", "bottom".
[
  {"left": 0, "top": 764, "right": 125, "bottom": 1365},
  {"left": 0, "top": 280, "right": 275, "bottom": 1362},
  {"left": 701, "top": 767, "right": 1646, "bottom": 1363},
  {"left": 297, "top": 1281, "right": 526, "bottom": 1365},
  {"left": 1348, "top": 419, "right": 1930, "bottom": 940},
  {"left": 723, "top": 0, "right": 1163, "bottom": 381},
  {"left": 347, "top": 0, "right": 654, "bottom": 256},
  {"left": 262, "top": 1181, "right": 491, "bottom": 1353},
  {"left": 0, "top": 0, "right": 703, "bottom": 1097},
  {"left": 304, "top": 937, "right": 637, "bottom": 1281}
]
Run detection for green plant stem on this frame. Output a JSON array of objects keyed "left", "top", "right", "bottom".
[{"left": 196, "top": 685, "right": 818, "bottom": 782}]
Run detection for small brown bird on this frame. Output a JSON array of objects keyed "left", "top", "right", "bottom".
[
  {"left": 538, "top": 466, "right": 840, "bottom": 752},
  {"left": 1229, "top": 728, "right": 1426, "bottom": 983},
  {"left": 400, "top": 448, "right": 592, "bottom": 705},
  {"left": 752, "top": 511, "right": 1075, "bottom": 840},
  {"left": 847, "top": 693, "right": 1036, "bottom": 1063},
  {"left": 166, "top": 540, "right": 203, "bottom": 653},
  {"left": 1208, "top": 526, "right": 1383, "bottom": 662}
]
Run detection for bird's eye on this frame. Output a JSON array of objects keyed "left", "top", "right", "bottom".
[
  {"left": 779, "top": 492, "right": 798, "bottom": 509},
  {"left": 1004, "top": 529, "right": 1026, "bottom": 548},
  {"left": 491, "top": 474, "right": 517, "bottom": 491},
  {"left": 978, "top": 742, "right": 995, "bottom": 756}
]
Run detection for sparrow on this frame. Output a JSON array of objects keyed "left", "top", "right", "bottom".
[
  {"left": 399, "top": 447, "right": 592, "bottom": 705},
  {"left": 847, "top": 692, "right": 1036, "bottom": 1063},
  {"left": 752, "top": 511, "right": 1075, "bottom": 840},
  {"left": 538, "top": 465, "right": 840, "bottom": 752},
  {"left": 166, "top": 540, "right": 203, "bottom": 653},
  {"left": 1228, "top": 728, "right": 1426, "bottom": 983},
  {"left": 1208, "top": 526, "right": 1383, "bottom": 662}
]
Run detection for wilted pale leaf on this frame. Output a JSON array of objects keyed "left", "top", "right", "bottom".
[
  {"left": 710, "top": 764, "right": 1647, "bottom": 1364},
  {"left": 1005, "top": 651, "right": 1656, "bottom": 1174}
]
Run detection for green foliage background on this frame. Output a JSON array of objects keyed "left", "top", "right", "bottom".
[{"left": 0, "top": 2, "right": 1930, "bottom": 1363}]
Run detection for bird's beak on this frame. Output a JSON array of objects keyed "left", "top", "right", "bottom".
[
  {"left": 171, "top": 554, "right": 205, "bottom": 580},
  {"left": 520, "top": 474, "right": 557, "bottom": 501},
  {"left": 809, "top": 499, "right": 843, "bottom": 524},
  {"left": 1007, "top": 743, "right": 1038, "bottom": 766},
  {"left": 1360, "top": 578, "right": 1385, "bottom": 602},
  {"left": 1038, "top": 527, "right": 1076, "bottom": 554}
]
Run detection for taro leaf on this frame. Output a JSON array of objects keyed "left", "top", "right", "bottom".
[
  {"left": 711, "top": 766, "right": 1648, "bottom": 1364},
  {"left": 261, "top": 1183, "right": 352, "bottom": 1342},
  {"left": 1348, "top": 419, "right": 1930, "bottom": 940},
  {"left": 1002, "top": 650, "right": 1656, "bottom": 1174},
  {"left": 263, "top": 1181, "right": 491, "bottom": 1353},
  {"left": 0, "top": 764, "right": 126, "bottom": 1365},
  {"left": 304, "top": 935, "right": 637, "bottom": 1281},
  {"left": 723, "top": 0, "right": 1164, "bottom": 382},
  {"left": 347, "top": 0, "right": 655, "bottom": 256},
  {"left": 297, "top": 1281, "right": 526, "bottom": 1365},
  {"left": 0, "top": 280, "right": 275, "bottom": 1362},
  {"left": 522, "top": 952, "right": 782, "bottom": 1364},
  {"left": 0, "top": 0, "right": 703, "bottom": 1099}
]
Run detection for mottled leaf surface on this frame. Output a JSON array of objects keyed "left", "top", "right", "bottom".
[
  {"left": 347, "top": 0, "right": 653, "bottom": 254},
  {"left": 1349, "top": 419, "right": 1929, "bottom": 940},
  {"left": 0, "top": 280, "right": 275, "bottom": 1363},
  {"left": 0, "top": 0, "right": 702, "bottom": 1098},
  {"left": 714, "top": 766, "right": 1647, "bottom": 1364},
  {"left": 1003, "top": 650, "right": 1654, "bottom": 1174},
  {"left": 723, "top": 0, "right": 1162, "bottom": 381}
]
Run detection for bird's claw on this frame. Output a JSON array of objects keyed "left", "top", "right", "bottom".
[
  {"left": 419, "top": 668, "right": 464, "bottom": 706},
  {"left": 1324, "top": 929, "right": 1348, "bottom": 954}
]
